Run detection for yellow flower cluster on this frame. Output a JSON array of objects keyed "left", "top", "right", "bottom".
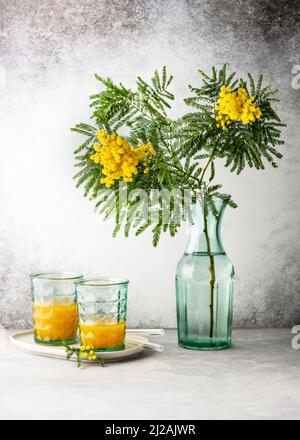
[
  {"left": 215, "top": 85, "right": 262, "bottom": 129},
  {"left": 80, "top": 345, "right": 97, "bottom": 361},
  {"left": 90, "top": 130, "right": 155, "bottom": 188}
]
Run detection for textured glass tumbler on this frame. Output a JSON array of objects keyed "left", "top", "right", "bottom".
[
  {"left": 176, "top": 200, "right": 234, "bottom": 350},
  {"left": 76, "top": 278, "right": 128, "bottom": 352},
  {"left": 31, "top": 272, "right": 83, "bottom": 345}
]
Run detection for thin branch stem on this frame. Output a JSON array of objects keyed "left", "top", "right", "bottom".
[{"left": 203, "top": 204, "right": 216, "bottom": 339}]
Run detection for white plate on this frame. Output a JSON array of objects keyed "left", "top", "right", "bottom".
[{"left": 10, "top": 330, "right": 146, "bottom": 363}]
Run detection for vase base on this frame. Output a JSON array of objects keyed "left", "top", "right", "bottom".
[{"left": 178, "top": 338, "right": 231, "bottom": 351}]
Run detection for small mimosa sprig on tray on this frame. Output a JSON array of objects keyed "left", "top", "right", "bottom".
[{"left": 63, "top": 342, "right": 105, "bottom": 368}]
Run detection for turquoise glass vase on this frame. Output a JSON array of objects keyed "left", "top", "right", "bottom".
[{"left": 176, "top": 200, "right": 234, "bottom": 350}]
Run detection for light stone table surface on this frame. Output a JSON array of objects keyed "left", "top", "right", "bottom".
[{"left": 0, "top": 329, "right": 299, "bottom": 420}]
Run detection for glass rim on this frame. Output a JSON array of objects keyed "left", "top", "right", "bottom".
[
  {"left": 30, "top": 272, "right": 84, "bottom": 281},
  {"left": 75, "top": 277, "right": 129, "bottom": 287}
]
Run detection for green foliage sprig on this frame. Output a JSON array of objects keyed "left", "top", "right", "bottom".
[
  {"left": 72, "top": 67, "right": 203, "bottom": 245},
  {"left": 180, "top": 64, "right": 285, "bottom": 174},
  {"left": 71, "top": 65, "right": 285, "bottom": 246}
]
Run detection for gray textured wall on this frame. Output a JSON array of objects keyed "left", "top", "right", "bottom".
[{"left": 0, "top": 0, "right": 299, "bottom": 329}]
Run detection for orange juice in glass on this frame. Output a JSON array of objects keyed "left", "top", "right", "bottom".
[
  {"left": 31, "top": 273, "right": 83, "bottom": 345},
  {"left": 76, "top": 278, "right": 128, "bottom": 351}
]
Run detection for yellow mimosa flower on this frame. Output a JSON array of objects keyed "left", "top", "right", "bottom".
[
  {"left": 215, "top": 86, "right": 261, "bottom": 129},
  {"left": 90, "top": 131, "right": 155, "bottom": 188}
]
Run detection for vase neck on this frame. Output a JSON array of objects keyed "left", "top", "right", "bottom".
[{"left": 185, "top": 200, "right": 226, "bottom": 255}]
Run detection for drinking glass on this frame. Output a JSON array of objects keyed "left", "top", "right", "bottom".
[
  {"left": 31, "top": 272, "right": 83, "bottom": 345},
  {"left": 76, "top": 278, "right": 128, "bottom": 351}
]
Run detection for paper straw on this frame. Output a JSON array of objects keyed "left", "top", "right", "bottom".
[
  {"left": 126, "top": 328, "right": 165, "bottom": 336},
  {"left": 126, "top": 336, "right": 164, "bottom": 352}
]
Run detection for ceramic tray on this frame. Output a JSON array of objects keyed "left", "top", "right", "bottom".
[{"left": 10, "top": 330, "right": 149, "bottom": 363}]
